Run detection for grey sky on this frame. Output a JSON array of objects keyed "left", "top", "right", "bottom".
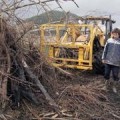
[
  {"left": 19, "top": 0, "right": 120, "bottom": 27},
  {"left": 58, "top": 0, "right": 120, "bottom": 27}
]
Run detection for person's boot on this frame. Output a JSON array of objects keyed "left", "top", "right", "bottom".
[
  {"left": 112, "top": 81, "right": 118, "bottom": 93},
  {"left": 102, "top": 80, "right": 109, "bottom": 90}
]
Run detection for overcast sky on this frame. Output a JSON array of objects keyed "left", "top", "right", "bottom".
[
  {"left": 57, "top": 0, "right": 120, "bottom": 27},
  {"left": 19, "top": 0, "right": 120, "bottom": 27}
]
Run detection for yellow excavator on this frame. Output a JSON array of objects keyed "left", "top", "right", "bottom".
[{"left": 40, "top": 16, "right": 115, "bottom": 74}]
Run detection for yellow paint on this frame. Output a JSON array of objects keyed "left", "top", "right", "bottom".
[{"left": 40, "top": 23, "right": 105, "bottom": 70}]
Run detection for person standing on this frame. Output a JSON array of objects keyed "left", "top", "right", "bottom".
[{"left": 102, "top": 28, "right": 120, "bottom": 93}]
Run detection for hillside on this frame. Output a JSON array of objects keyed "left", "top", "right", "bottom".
[{"left": 26, "top": 10, "right": 79, "bottom": 25}]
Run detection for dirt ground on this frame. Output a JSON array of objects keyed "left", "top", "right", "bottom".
[{"left": 1, "top": 70, "right": 120, "bottom": 120}]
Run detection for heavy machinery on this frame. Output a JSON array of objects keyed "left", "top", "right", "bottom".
[{"left": 40, "top": 16, "right": 115, "bottom": 74}]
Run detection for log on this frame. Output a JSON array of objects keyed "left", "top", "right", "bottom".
[
  {"left": 22, "top": 60, "right": 59, "bottom": 109},
  {"left": 10, "top": 59, "right": 39, "bottom": 107}
]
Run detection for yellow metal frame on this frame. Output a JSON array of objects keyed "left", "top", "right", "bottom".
[{"left": 40, "top": 24, "right": 105, "bottom": 70}]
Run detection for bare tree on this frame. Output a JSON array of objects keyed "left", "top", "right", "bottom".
[{"left": 0, "top": 0, "right": 78, "bottom": 109}]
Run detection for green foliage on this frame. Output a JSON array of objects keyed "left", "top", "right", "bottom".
[{"left": 26, "top": 10, "right": 79, "bottom": 25}]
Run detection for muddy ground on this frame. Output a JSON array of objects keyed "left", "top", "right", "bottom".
[{"left": 1, "top": 70, "right": 120, "bottom": 120}]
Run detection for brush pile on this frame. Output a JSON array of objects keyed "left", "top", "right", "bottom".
[
  {"left": 57, "top": 80, "right": 120, "bottom": 120},
  {"left": 0, "top": 18, "right": 120, "bottom": 120},
  {"left": 0, "top": 18, "right": 59, "bottom": 110}
]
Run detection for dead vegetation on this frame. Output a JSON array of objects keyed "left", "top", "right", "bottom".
[{"left": 0, "top": 0, "right": 120, "bottom": 120}]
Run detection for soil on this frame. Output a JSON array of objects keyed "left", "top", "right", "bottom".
[{"left": 1, "top": 70, "right": 120, "bottom": 120}]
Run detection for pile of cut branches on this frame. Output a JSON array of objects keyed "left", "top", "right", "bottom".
[
  {"left": 57, "top": 80, "right": 120, "bottom": 120},
  {"left": 0, "top": 18, "right": 59, "bottom": 111}
]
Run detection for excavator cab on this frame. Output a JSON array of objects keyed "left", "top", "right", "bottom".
[
  {"left": 83, "top": 15, "right": 115, "bottom": 41},
  {"left": 40, "top": 16, "right": 115, "bottom": 74}
]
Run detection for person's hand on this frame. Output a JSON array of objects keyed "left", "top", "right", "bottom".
[{"left": 102, "top": 60, "right": 105, "bottom": 63}]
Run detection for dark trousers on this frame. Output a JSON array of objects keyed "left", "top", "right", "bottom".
[{"left": 104, "top": 64, "right": 119, "bottom": 81}]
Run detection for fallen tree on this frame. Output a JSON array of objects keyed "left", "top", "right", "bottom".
[{"left": 0, "top": 18, "right": 60, "bottom": 111}]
